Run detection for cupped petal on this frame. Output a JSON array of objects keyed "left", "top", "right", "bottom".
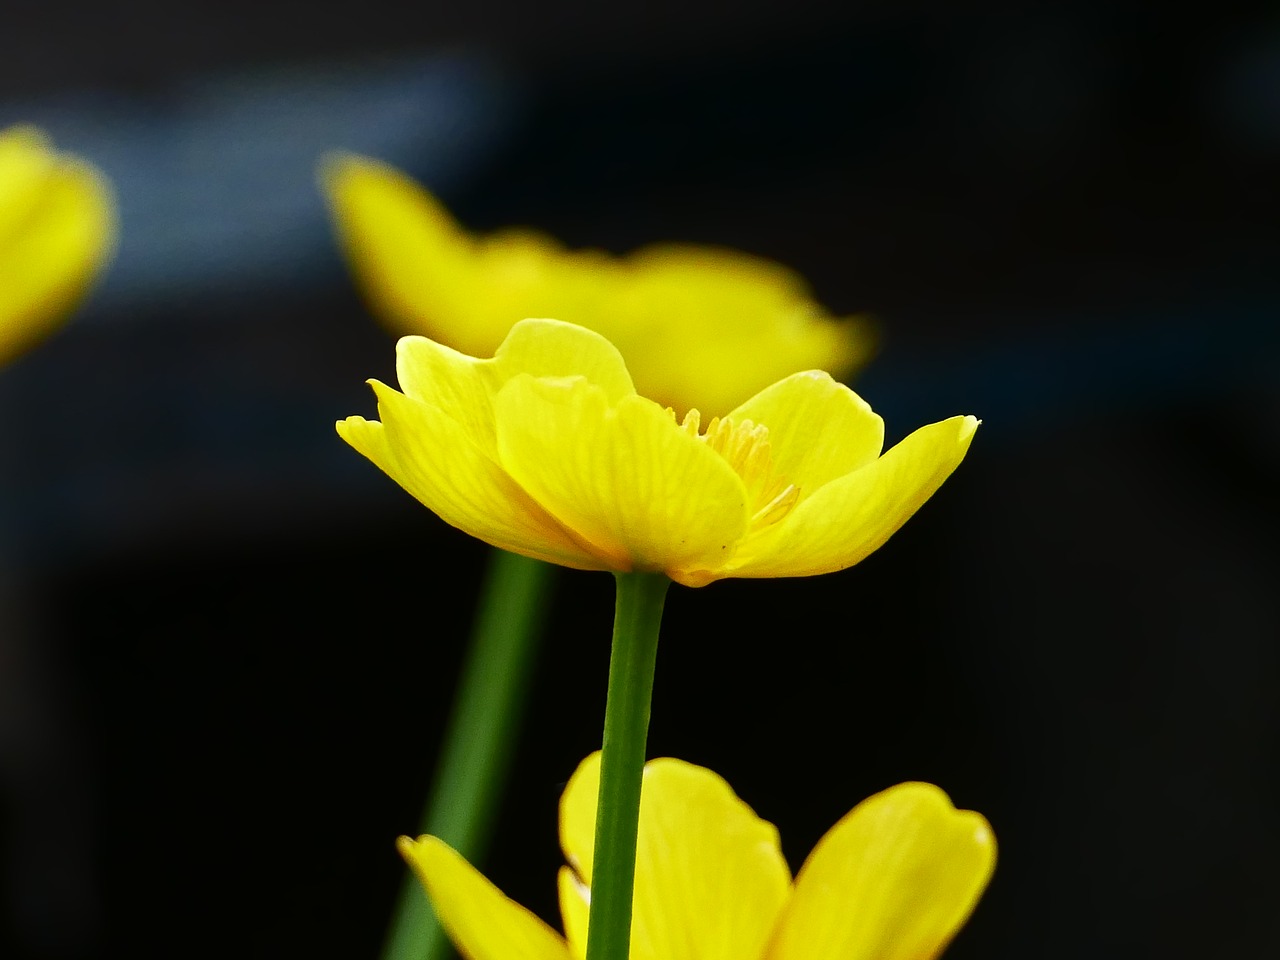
[
  {"left": 399, "top": 836, "right": 574, "bottom": 960},
  {"left": 337, "top": 382, "right": 607, "bottom": 569},
  {"left": 726, "top": 370, "right": 885, "bottom": 491},
  {"left": 559, "top": 753, "right": 792, "bottom": 960},
  {"left": 494, "top": 376, "right": 748, "bottom": 578},
  {"left": 723, "top": 415, "right": 978, "bottom": 580},
  {"left": 489, "top": 318, "right": 634, "bottom": 403},
  {"left": 0, "top": 128, "right": 115, "bottom": 364},
  {"left": 767, "top": 783, "right": 995, "bottom": 960}
]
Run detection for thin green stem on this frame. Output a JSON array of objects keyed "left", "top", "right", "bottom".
[
  {"left": 380, "top": 549, "right": 555, "bottom": 960},
  {"left": 585, "top": 571, "right": 671, "bottom": 960}
]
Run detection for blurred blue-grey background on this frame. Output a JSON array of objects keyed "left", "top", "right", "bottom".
[{"left": 1, "top": 2, "right": 1277, "bottom": 958}]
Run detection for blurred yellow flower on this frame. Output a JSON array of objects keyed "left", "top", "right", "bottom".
[
  {"left": 401, "top": 753, "right": 995, "bottom": 960},
  {"left": 338, "top": 318, "right": 976, "bottom": 587},
  {"left": 321, "top": 153, "right": 873, "bottom": 416},
  {"left": 0, "top": 125, "right": 115, "bottom": 366}
]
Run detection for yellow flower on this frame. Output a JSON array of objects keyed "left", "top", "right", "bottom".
[
  {"left": 320, "top": 153, "right": 874, "bottom": 416},
  {"left": 338, "top": 318, "right": 977, "bottom": 587},
  {"left": 401, "top": 753, "right": 995, "bottom": 960},
  {"left": 0, "top": 125, "right": 116, "bottom": 366}
]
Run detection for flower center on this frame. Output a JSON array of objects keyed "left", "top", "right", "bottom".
[{"left": 679, "top": 409, "right": 799, "bottom": 526}]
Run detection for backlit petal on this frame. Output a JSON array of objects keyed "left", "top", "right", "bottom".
[
  {"left": 558, "top": 753, "right": 792, "bottom": 960},
  {"left": 337, "top": 382, "right": 605, "bottom": 569},
  {"left": 399, "top": 836, "right": 573, "bottom": 960},
  {"left": 494, "top": 377, "right": 748, "bottom": 577},
  {"left": 767, "top": 783, "right": 995, "bottom": 960},
  {"left": 724, "top": 415, "right": 978, "bottom": 579},
  {"left": 726, "top": 370, "right": 885, "bottom": 490},
  {"left": 0, "top": 127, "right": 114, "bottom": 364}
]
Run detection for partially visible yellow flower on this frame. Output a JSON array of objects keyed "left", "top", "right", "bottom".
[
  {"left": 0, "top": 125, "right": 115, "bottom": 366},
  {"left": 338, "top": 318, "right": 976, "bottom": 587},
  {"left": 401, "top": 753, "right": 995, "bottom": 960},
  {"left": 321, "top": 153, "right": 873, "bottom": 416}
]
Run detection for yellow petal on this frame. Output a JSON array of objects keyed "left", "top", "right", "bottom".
[
  {"left": 0, "top": 126, "right": 55, "bottom": 234},
  {"left": 337, "top": 382, "right": 605, "bottom": 569},
  {"left": 604, "top": 245, "right": 876, "bottom": 416},
  {"left": 724, "top": 415, "right": 979, "bottom": 579},
  {"left": 319, "top": 152, "right": 500, "bottom": 355},
  {"left": 321, "top": 153, "right": 614, "bottom": 358},
  {"left": 558, "top": 753, "right": 792, "bottom": 960},
  {"left": 322, "top": 156, "right": 875, "bottom": 418},
  {"left": 556, "top": 866, "right": 591, "bottom": 960},
  {"left": 0, "top": 126, "right": 115, "bottom": 365},
  {"left": 399, "top": 836, "right": 574, "bottom": 960},
  {"left": 767, "top": 783, "right": 995, "bottom": 960},
  {"left": 726, "top": 370, "right": 885, "bottom": 491},
  {"left": 494, "top": 376, "right": 748, "bottom": 576}
]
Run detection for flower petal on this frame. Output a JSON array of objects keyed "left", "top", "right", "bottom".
[
  {"left": 555, "top": 866, "right": 590, "bottom": 960},
  {"left": 767, "top": 783, "right": 995, "bottom": 960},
  {"left": 0, "top": 127, "right": 114, "bottom": 364},
  {"left": 601, "top": 245, "right": 875, "bottom": 416},
  {"left": 319, "top": 152, "right": 509, "bottom": 357},
  {"left": 393, "top": 319, "right": 636, "bottom": 461},
  {"left": 320, "top": 153, "right": 620, "bottom": 358},
  {"left": 489, "top": 318, "right": 635, "bottom": 404},
  {"left": 494, "top": 376, "right": 748, "bottom": 578},
  {"left": 559, "top": 753, "right": 792, "bottom": 960},
  {"left": 337, "top": 382, "right": 606, "bottom": 569},
  {"left": 723, "top": 415, "right": 978, "bottom": 579},
  {"left": 726, "top": 370, "right": 885, "bottom": 491},
  {"left": 399, "top": 836, "right": 574, "bottom": 960}
]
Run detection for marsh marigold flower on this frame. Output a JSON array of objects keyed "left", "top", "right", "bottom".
[
  {"left": 337, "top": 318, "right": 977, "bottom": 587},
  {"left": 321, "top": 153, "right": 873, "bottom": 416},
  {"left": 401, "top": 753, "right": 995, "bottom": 960},
  {"left": 0, "top": 125, "right": 115, "bottom": 366}
]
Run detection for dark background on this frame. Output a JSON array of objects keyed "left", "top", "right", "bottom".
[{"left": 2, "top": 2, "right": 1278, "bottom": 958}]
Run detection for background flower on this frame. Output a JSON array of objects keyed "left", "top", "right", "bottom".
[
  {"left": 403, "top": 753, "right": 995, "bottom": 960},
  {"left": 322, "top": 154, "right": 874, "bottom": 415},
  {"left": 0, "top": 125, "right": 115, "bottom": 367}
]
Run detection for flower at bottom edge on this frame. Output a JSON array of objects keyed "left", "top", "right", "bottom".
[
  {"left": 337, "top": 317, "right": 978, "bottom": 587},
  {"left": 399, "top": 753, "right": 996, "bottom": 960}
]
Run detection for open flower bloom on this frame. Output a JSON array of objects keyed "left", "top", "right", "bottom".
[
  {"left": 401, "top": 753, "right": 995, "bottom": 960},
  {"left": 321, "top": 153, "right": 873, "bottom": 416},
  {"left": 0, "top": 125, "right": 115, "bottom": 366},
  {"left": 338, "top": 318, "right": 977, "bottom": 587}
]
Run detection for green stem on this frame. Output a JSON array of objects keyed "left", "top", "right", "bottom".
[
  {"left": 585, "top": 571, "right": 671, "bottom": 960},
  {"left": 380, "top": 549, "right": 555, "bottom": 960}
]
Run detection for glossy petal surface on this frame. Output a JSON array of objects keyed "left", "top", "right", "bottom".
[
  {"left": 726, "top": 370, "right": 885, "bottom": 491},
  {"left": 0, "top": 126, "right": 115, "bottom": 365},
  {"left": 725, "top": 415, "right": 980, "bottom": 580},
  {"left": 767, "top": 782, "right": 996, "bottom": 960},
  {"left": 495, "top": 378, "right": 748, "bottom": 575},
  {"left": 337, "top": 382, "right": 602, "bottom": 569},
  {"left": 558, "top": 753, "right": 791, "bottom": 960},
  {"left": 399, "top": 836, "right": 573, "bottom": 960}
]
